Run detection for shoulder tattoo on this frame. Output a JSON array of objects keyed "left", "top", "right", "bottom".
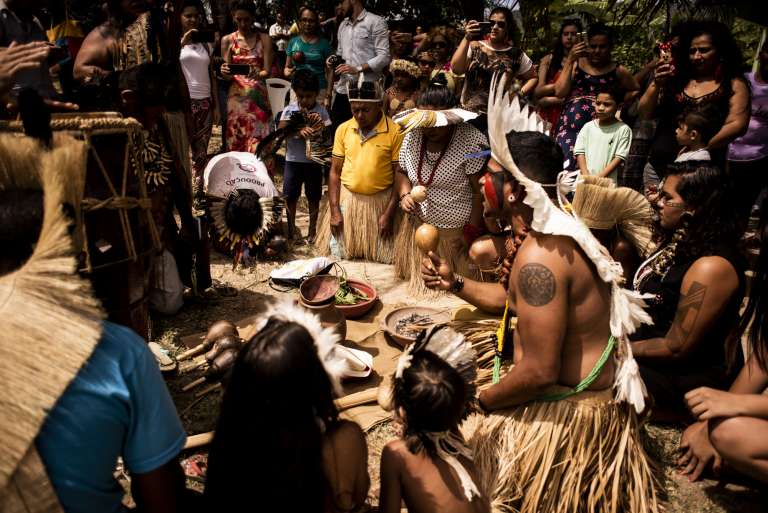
[{"left": 518, "top": 263, "right": 556, "bottom": 307}]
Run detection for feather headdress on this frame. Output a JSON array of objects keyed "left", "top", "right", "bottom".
[
  {"left": 487, "top": 73, "right": 651, "bottom": 413},
  {"left": 252, "top": 299, "right": 346, "bottom": 395},
  {"left": 393, "top": 107, "right": 478, "bottom": 134}
]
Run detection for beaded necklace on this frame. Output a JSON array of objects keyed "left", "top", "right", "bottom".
[{"left": 416, "top": 127, "right": 455, "bottom": 186}]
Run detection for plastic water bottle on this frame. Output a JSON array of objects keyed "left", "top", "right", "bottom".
[{"left": 329, "top": 205, "right": 346, "bottom": 259}]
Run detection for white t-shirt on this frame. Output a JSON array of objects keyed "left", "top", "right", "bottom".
[
  {"left": 399, "top": 123, "right": 488, "bottom": 228},
  {"left": 675, "top": 148, "right": 711, "bottom": 162},
  {"left": 179, "top": 43, "right": 211, "bottom": 99},
  {"left": 573, "top": 119, "right": 632, "bottom": 183},
  {"left": 269, "top": 23, "right": 292, "bottom": 52}
]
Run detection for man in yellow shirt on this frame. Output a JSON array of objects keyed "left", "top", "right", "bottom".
[{"left": 316, "top": 79, "right": 404, "bottom": 263}]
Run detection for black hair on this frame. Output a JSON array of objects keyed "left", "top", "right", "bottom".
[
  {"left": 230, "top": 0, "right": 256, "bottom": 16},
  {"left": 596, "top": 86, "right": 622, "bottom": 104},
  {"left": 678, "top": 105, "right": 720, "bottom": 145},
  {"left": 489, "top": 6, "right": 515, "bottom": 39},
  {"left": 547, "top": 18, "right": 583, "bottom": 82},
  {"left": 0, "top": 190, "right": 43, "bottom": 271},
  {"left": 661, "top": 161, "right": 739, "bottom": 263},
  {"left": 504, "top": 131, "right": 563, "bottom": 200},
  {"left": 118, "top": 62, "right": 172, "bottom": 107},
  {"left": 587, "top": 22, "right": 613, "bottom": 46},
  {"left": 394, "top": 350, "right": 466, "bottom": 456},
  {"left": 181, "top": 0, "right": 205, "bottom": 13},
  {"left": 727, "top": 196, "right": 768, "bottom": 372},
  {"left": 298, "top": 5, "right": 319, "bottom": 20},
  {"left": 204, "top": 318, "right": 338, "bottom": 512},
  {"left": 291, "top": 68, "right": 320, "bottom": 93},
  {"left": 416, "top": 76, "right": 457, "bottom": 108},
  {"left": 224, "top": 189, "right": 264, "bottom": 235},
  {"left": 673, "top": 20, "right": 745, "bottom": 91}
]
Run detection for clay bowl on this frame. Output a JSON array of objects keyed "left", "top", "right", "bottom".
[
  {"left": 299, "top": 274, "right": 340, "bottom": 306},
  {"left": 382, "top": 306, "right": 452, "bottom": 348},
  {"left": 335, "top": 279, "right": 378, "bottom": 319}
]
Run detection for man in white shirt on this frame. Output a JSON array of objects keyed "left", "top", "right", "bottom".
[
  {"left": 268, "top": 11, "right": 291, "bottom": 75},
  {"left": 328, "top": 0, "right": 390, "bottom": 132}
]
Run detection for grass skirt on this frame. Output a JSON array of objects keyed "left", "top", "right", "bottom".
[
  {"left": 393, "top": 215, "right": 479, "bottom": 297},
  {"left": 462, "top": 388, "right": 661, "bottom": 513},
  {"left": 315, "top": 186, "right": 398, "bottom": 264}
]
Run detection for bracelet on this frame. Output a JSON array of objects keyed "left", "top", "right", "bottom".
[
  {"left": 449, "top": 274, "right": 465, "bottom": 294},
  {"left": 399, "top": 191, "right": 410, "bottom": 201}
]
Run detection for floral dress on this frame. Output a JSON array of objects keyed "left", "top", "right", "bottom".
[
  {"left": 226, "top": 34, "right": 271, "bottom": 153},
  {"left": 554, "top": 65, "right": 619, "bottom": 169}
]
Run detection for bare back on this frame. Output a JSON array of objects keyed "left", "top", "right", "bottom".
[
  {"left": 379, "top": 439, "right": 490, "bottom": 513},
  {"left": 507, "top": 232, "right": 615, "bottom": 391}
]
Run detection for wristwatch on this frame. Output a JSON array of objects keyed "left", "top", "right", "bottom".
[{"left": 449, "top": 274, "right": 465, "bottom": 294}]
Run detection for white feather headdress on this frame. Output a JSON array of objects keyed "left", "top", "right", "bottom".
[
  {"left": 253, "top": 299, "right": 346, "bottom": 395},
  {"left": 487, "top": 73, "right": 651, "bottom": 413}
]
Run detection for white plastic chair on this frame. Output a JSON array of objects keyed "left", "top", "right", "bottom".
[{"left": 265, "top": 78, "right": 291, "bottom": 117}]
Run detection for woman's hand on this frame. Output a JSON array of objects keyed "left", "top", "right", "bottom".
[
  {"left": 653, "top": 61, "right": 675, "bottom": 86},
  {"left": 220, "top": 63, "right": 232, "bottom": 80},
  {"left": 678, "top": 421, "right": 721, "bottom": 481},
  {"left": 464, "top": 20, "right": 481, "bottom": 41},
  {"left": 181, "top": 29, "right": 197, "bottom": 47},
  {"left": 399, "top": 193, "right": 416, "bottom": 213},
  {"left": 567, "top": 41, "right": 588, "bottom": 62},
  {"left": 685, "top": 387, "right": 741, "bottom": 420},
  {"left": 258, "top": 69, "right": 269, "bottom": 79}
]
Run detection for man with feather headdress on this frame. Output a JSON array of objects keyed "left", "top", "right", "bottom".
[{"left": 422, "top": 77, "right": 661, "bottom": 513}]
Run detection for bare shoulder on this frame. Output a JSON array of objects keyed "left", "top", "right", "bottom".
[
  {"left": 326, "top": 419, "right": 367, "bottom": 450},
  {"left": 516, "top": 233, "right": 579, "bottom": 268},
  {"left": 383, "top": 438, "right": 408, "bottom": 458},
  {"left": 686, "top": 256, "right": 739, "bottom": 288}
]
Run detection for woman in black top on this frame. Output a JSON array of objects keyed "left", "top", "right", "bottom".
[
  {"left": 637, "top": 20, "right": 750, "bottom": 193},
  {"left": 631, "top": 161, "right": 744, "bottom": 412}
]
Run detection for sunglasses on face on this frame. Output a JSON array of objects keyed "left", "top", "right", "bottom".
[
  {"left": 431, "top": 41, "right": 447, "bottom": 49},
  {"left": 490, "top": 20, "right": 506, "bottom": 29},
  {"left": 419, "top": 59, "right": 435, "bottom": 65}
]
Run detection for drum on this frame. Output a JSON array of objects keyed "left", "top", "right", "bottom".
[{"left": 0, "top": 113, "right": 161, "bottom": 339}]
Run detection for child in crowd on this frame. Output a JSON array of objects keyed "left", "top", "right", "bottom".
[
  {"left": 279, "top": 69, "right": 331, "bottom": 242},
  {"left": 379, "top": 326, "right": 489, "bottom": 513},
  {"left": 574, "top": 87, "right": 632, "bottom": 183},
  {"left": 675, "top": 109, "right": 716, "bottom": 162},
  {"left": 204, "top": 301, "right": 369, "bottom": 512}
]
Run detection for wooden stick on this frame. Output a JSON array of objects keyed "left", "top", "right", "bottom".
[
  {"left": 195, "top": 383, "right": 221, "bottom": 398},
  {"left": 334, "top": 388, "right": 378, "bottom": 411},
  {"left": 179, "top": 358, "right": 208, "bottom": 374},
  {"left": 182, "top": 377, "right": 206, "bottom": 392},
  {"left": 177, "top": 342, "right": 208, "bottom": 361},
  {"left": 184, "top": 431, "right": 215, "bottom": 450}
]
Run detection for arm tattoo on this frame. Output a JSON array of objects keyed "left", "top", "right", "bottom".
[
  {"left": 666, "top": 281, "right": 707, "bottom": 352},
  {"left": 518, "top": 263, "right": 556, "bottom": 306}
]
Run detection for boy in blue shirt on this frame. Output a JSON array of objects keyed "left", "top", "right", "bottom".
[{"left": 279, "top": 68, "right": 332, "bottom": 242}]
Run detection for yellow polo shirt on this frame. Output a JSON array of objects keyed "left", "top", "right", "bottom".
[{"left": 332, "top": 113, "right": 404, "bottom": 195}]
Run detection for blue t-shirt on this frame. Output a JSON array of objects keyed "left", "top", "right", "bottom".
[
  {"left": 280, "top": 102, "right": 332, "bottom": 163},
  {"left": 286, "top": 35, "right": 332, "bottom": 89},
  {"left": 35, "top": 321, "right": 187, "bottom": 513}
]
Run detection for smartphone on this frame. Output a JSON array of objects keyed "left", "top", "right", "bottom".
[
  {"left": 578, "top": 31, "right": 588, "bottom": 44},
  {"left": 191, "top": 30, "right": 216, "bottom": 44},
  {"left": 477, "top": 22, "right": 492, "bottom": 37},
  {"left": 228, "top": 63, "right": 251, "bottom": 75}
]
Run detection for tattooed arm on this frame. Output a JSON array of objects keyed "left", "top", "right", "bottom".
[
  {"left": 632, "top": 256, "right": 739, "bottom": 361},
  {"left": 479, "top": 238, "right": 568, "bottom": 410}
]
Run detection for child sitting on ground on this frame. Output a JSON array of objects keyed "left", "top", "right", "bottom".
[
  {"left": 379, "top": 326, "right": 489, "bottom": 513},
  {"left": 279, "top": 69, "right": 331, "bottom": 242},
  {"left": 674, "top": 108, "right": 717, "bottom": 162},
  {"left": 574, "top": 87, "right": 632, "bottom": 183}
]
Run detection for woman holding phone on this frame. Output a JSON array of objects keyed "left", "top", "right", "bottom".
[
  {"left": 221, "top": 1, "right": 273, "bottom": 153},
  {"left": 179, "top": 0, "right": 219, "bottom": 199},
  {"left": 553, "top": 22, "right": 639, "bottom": 169},
  {"left": 451, "top": 7, "right": 537, "bottom": 117}
]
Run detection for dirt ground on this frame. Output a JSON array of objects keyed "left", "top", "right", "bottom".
[{"left": 152, "top": 129, "right": 765, "bottom": 511}]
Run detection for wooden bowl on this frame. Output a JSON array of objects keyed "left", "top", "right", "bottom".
[
  {"left": 299, "top": 274, "right": 340, "bottom": 306},
  {"left": 382, "top": 306, "right": 452, "bottom": 347},
  {"left": 335, "top": 279, "right": 378, "bottom": 319}
]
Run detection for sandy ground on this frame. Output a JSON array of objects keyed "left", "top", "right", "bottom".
[{"left": 152, "top": 128, "right": 765, "bottom": 510}]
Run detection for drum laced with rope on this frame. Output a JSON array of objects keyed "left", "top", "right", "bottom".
[{"left": 0, "top": 112, "right": 161, "bottom": 339}]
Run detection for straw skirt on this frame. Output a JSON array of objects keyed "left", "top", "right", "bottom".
[
  {"left": 394, "top": 214, "right": 479, "bottom": 297},
  {"left": 315, "top": 186, "right": 398, "bottom": 264},
  {"left": 463, "top": 388, "right": 661, "bottom": 513}
]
